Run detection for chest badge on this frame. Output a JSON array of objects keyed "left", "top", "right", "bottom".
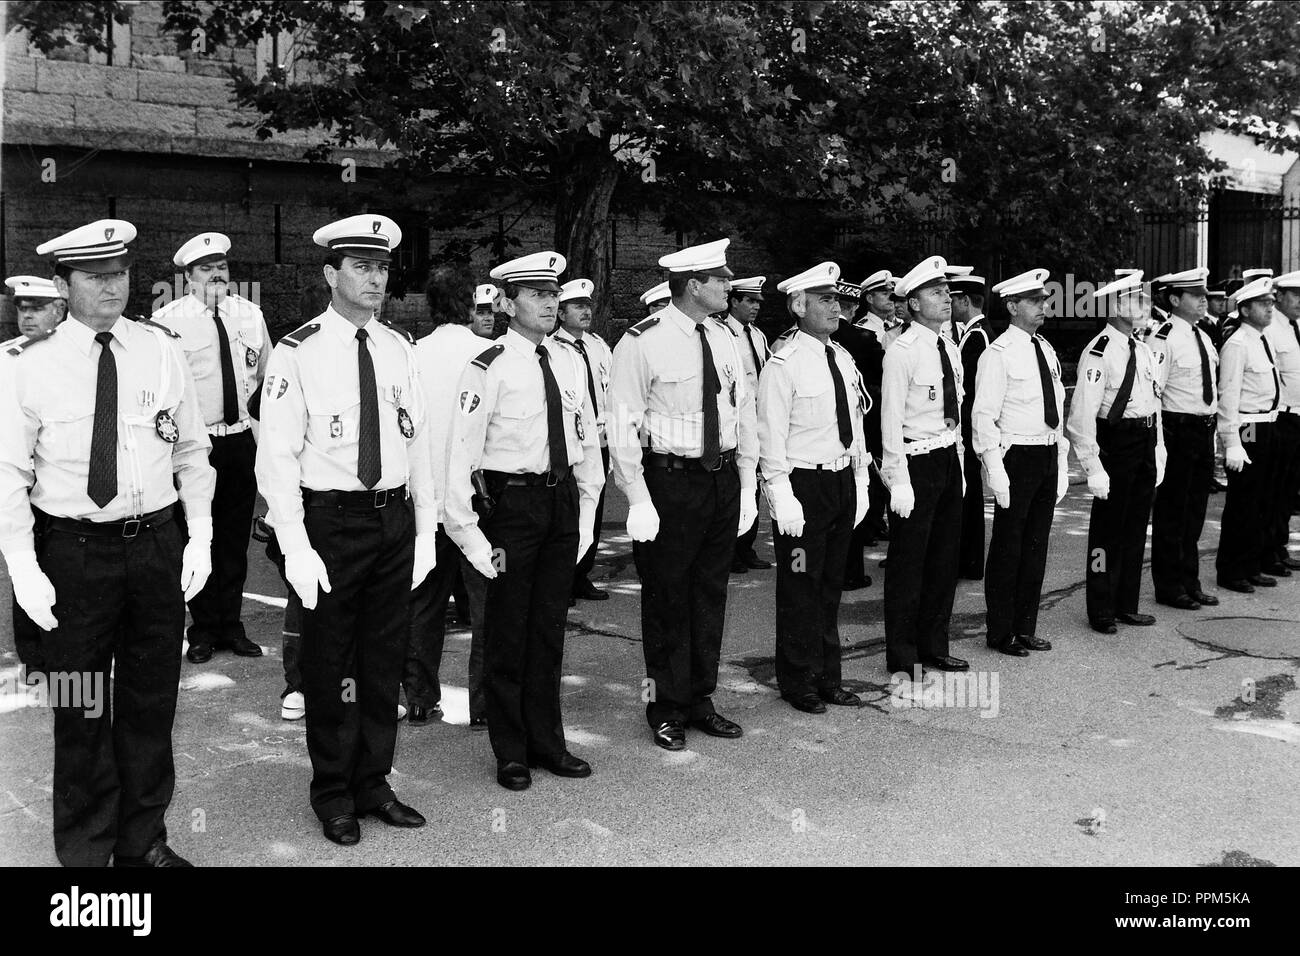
[
  {"left": 397, "top": 406, "right": 415, "bottom": 440},
  {"left": 245, "top": 346, "right": 258, "bottom": 368},
  {"left": 330, "top": 415, "right": 343, "bottom": 439},
  {"left": 928, "top": 385, "right": 937, "bottom": 402},
  {"left": 155, "top": 410, "right": 179, "bottom": 444},
  {"left": 574, "top": 410, "right": 585, "bottom": 442},
  {"left": 729, "top": 380, "right": 737, "bottom": 407}
]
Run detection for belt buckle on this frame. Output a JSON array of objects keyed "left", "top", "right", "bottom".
[
  {"left": 373, "top": 489, "right": 388, "bottom": 508},
  {"left": 546, "top": 471, "right": 559, "bottom": 488},
  {"left": 122, "top": 519, "right": 141, "bottom": 539},
  {"left": 709, "top": 454, "right": 724, "bottom": 472}
]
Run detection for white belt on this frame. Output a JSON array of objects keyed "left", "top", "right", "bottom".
[
  {"left": 793, "top": 454, "right": 852, "bottom": 472},
  {"left": 1240, "top": 411, "right": 1278, "bottom": 424},
  {"left": 903, "top": 431, "right": 958, "bottom": 457},
  {"left": 1000, "top": 432, "right": 1057, "bottom": 448},
  {"left": 208, "top": 420, "right": 252, "bottom": 437}
]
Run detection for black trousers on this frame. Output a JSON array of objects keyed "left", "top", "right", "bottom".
[
  {"left": 1085, "top": 419, "right": 1157, "bottom": 624},
  {"left": 38, "top": 515, "right": 185, "bottom": 867},
  {"left": 958, "top": 446, "right": 986, "bottom": 578},
  {"left": 641, "top": 461, "right": 740, "bottom": 726},
  {"left": 403, "top": 527, "right": 463, "bottom": 708},
  {"left": 300, "top": 496, "right": 413, "bottom": 821},
  {"left": 460, "top": 553, "right": 490, "bottom": 722},
  {"left": 734, "top": 481, "right": 761, "bottom": 562},
  {"left": 13, "top": 508, "right": 47, "bottom": 678},
  {"left": 263, "top": 529, "right": 302, "bottom": 697},
  {"left": 1217, "top": 421, "right": 1279, "bottom": 581},
  {"left": 186, "top": 430, "right": 256, "bottom": 646},
  {"left": 1269, "top": 413, "right": 1300, "bottom": 563},
  {"left": 1151, "top": 413, "right": 1214, "bottom": 601},
  {"left": 884, "top": 445, "right": 962, "bottom": 673},
  {"left": 480, "top": 474, "right": 578, "bottom": 763},
  {"left": 773, "top": 467, "right": 855, "bottom": 697},
  {"left": 575, "top": 445, "right": 611, "bottom": 587},
  {"left": 985, "top": 445, "right": 1057, "bottom": 645}
]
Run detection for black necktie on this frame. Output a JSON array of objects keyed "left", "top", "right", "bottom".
[
  {"left": 1106, "top": 336, "right": 1137, "bottom": 426},
  {"left": 1032, "top": 335, "right": 1059, "bottom": 428},
  {"left": 356, "top": 328, "right": 381, "bottom": 489},
  {"left": 697, "top": 323, "right": 721, "bottom": 468},
  {"left": 1291, "top": 318, "right": 1300, "bottom": 350},
  {"left": 570, "top": 337, "right": 599, "bottom": 414},
  {"left": 536, "top": 345, "right": 568, "bottom": 476},
  {"left": 1193, "top": 327, "right": 1213, "bottom": 406},
  {"left": 744, "top": 324, "right": 762, "bottom": 372},
  {"left": 826, "top": 346, "right": 854, "bottom": 450},
  {"left": 213, "top": 304, "right": 238, "bottom": 425},
  {"left": 937, "top": 336, "right": 959, "bottom": 424},
  {"left": 1261, "top": 335, "right": 1281, "bottom": 411},
  {"left": 88, "top": 331, "right": 118, "bottom": 508}
]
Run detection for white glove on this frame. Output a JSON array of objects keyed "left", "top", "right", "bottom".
[
  {"left": 6, "top": 550, "right": 57, "bottom": 631},
  {"left": 576, "top": 498, "right": 597, "bottom": 566},
  {"left": 890, "top": 483, "right": 915, "bottom": 519},
  {"left": 411, "top": 531, "right": 437, "bottom": 590},
  {"left": 737, "top": 485, "right": 758, "bottom": 537},
  {"left": 1086, "top": 471, "right": 1110, "bottom": 500},
  {"left": 853, "top": 475, "right": 870, "bottom": 528},
  {"left": 285, "top": 548, "right": 332, "bottom": 610},
  {"left": 767, "top": 482, "right": 805, "bottom": 537},
  {"left": 466, "top": 546, "right": 500, "bottom": 580},
  {"left": 1226, "top": 445, "right": 1251, "bottom": 472},
  {"left": 1056, "top": 464, "right": 1069, "bottom": 503},
  {"left": 1155, "top": 445, "right": 1167, "bottom": 488},
  {"left": 626, "top": 501, "right": 660, "bottom": 542},
  {"left": 985, "top": 466, "right": 1011, "bottom": 510},
  {"left": 180, "top": 517, "right": 213, "bottom": 602}
]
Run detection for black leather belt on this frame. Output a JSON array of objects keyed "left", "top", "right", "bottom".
[
  {"left": 1098, "top": 415, "right": 1155, "bottom": 429},
  {"left": 483, "top": 469, "right": 571, "bottom": 488},
  {"left": 645, "top": 448, "right": 737, "bottom": 472},
  {"left": 46, "top": 505, "right": 174, "bottom": 539},
  {"left": 302, "top": 485, "right": 407, "bottom": 509},
  {"left": 1164, "top": 412, "right": 1215, "bottom": 426}
]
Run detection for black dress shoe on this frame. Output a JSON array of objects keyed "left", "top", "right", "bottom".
[
  {"left": 920, "top": 655, "right": 969, "bottom": 672},
  {"left": 1262, "top": 563, "right": 1292, "bottom": 577},
  {"left": 1218, "top": 578, "right": 1256, "bottom": 594},
  {"left": 496, "top": 761, "right": 531, "bottom": 790},
  {"left": 652, "top": 721, "right": 685, "bottom": 751},
  {"left": 572, "top": 579, "right": 610, "bottom": 600},
  {"left": 114, "top": 837, "right": 193, "bottom": 867},
  {"left": 729, "top": 561, "right": 749, "bottom": 574},
  {"left": 186, "top": 641, "right": 213, "bottom": 664},
  {"left": 1116, "top": 612, "right": 1156, "bottom": 626},
  {"left": 743, "top": 553, "right": 773, "bottom": 570},
  {"left": 691, "top": 713, "right": 743, "bottom": 738},
  {"left": 786, "top": 693, "right": 827, "bottom": 714},
  {"left": 322, "top": 814, "right": 360, "bottom": 846},
  {"left": 364, "top": 799, "right": 426, "bottom": 828},
  {"left": 1248, "top": 573, "right": 1278, "bottom": 587},
  {"left": 1016, "top": 634, "right": 1052, "bottom": 651},
  {"left": 1189, "top": 589, "right": 1219, "bottom": 606},
  {"left": 224, "top": 634, "right": 264, "bottom": 657},
  {"left": 528, "top": 752, "right": 592, "bottom": 777},
  {"left": 819, "top": 687, "right": 862, "bottom": 707},
  {"left": 1283, "top": 556, "right": 1300, "bottom": 571},
  {"left": 1157, "top": 594, "right": 1201, "bottom": 610},
  {"left": 407, "top": 703, "right": 442, "bottom": 725},
  {"left": 1090, "top": 620, "right": 1118, "bottom": 634},
  {"left": 842, "top": 575, "right": 872, "bottom": 590},
  {"left": 988, "top": 639, "right": 1029, "bottom": 657}
]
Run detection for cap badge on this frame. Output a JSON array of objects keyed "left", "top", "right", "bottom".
[
  {"left": 204, "top": 237, "right": 211, "bottom": 246},
  {"left": 105, "top": 227, "right": 115, "bottom": 240},
  {"left": 549, "top": 256, "right": 557, "bottom": 268},
  {"left": 372, "top": 220, "right": 382, "bottom": 233}
]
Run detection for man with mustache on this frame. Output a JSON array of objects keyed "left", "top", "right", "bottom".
[{"left": 152, "top": 233, "right": 269, "bottom": 664}]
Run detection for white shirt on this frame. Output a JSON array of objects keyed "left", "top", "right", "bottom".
[
  {"left": 880, "top": 321, "right": 964, "bottom": 488},
  {"left": 1148, "top": 316, "right": 1218, "bottom": 416},
  {"left": 255, "top": 305, "right": 435, "bottom": 555},
  {"left": 552, "top": 326, "right": 613, "bottom": 446},
  {"left": 971, "top": 325, "right": 1068, "bottom": 465},
  {"left": 0, "top": 315, "right": 214, "bottom": 558},
  {"left": 1218, "top": 323, "right": 1281, "bottom": 452},
  {"left": 1066, "top": 324, "right": 1164, "bottom": 476},
  {"left": 1263, "top": 309, "right": 1300, "bottom": 410},
  {"left": 854, "top": 311, "right": 888, "bottom": 337},
  {"left": 415, "top": 322, "right": 489, "bottom": 524}
]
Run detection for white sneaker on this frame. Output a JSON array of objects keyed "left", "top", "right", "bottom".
[
  {"left": 397, "top": 703, "right": 408, "bottom": 721},
  {"left": 281, "top": 691, "right": 305, "bottom": 721}
]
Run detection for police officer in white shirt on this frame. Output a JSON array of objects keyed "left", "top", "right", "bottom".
[
  {"left": 759, "top": 262, "right": 870, "bottom": 713},
  {"left": 1147, "top": 267, "right": 1221, "bottom": 610},
  {"left": 852, "top": 270, "right": 892, "bottom": 545},
  {"left": 153, "top": 232, "right": 269, "bottom": 663},
  {"left": 721, "top": 275, "right": 773, "bottom": 574},
  {"left": 3, "top": 275, "right": 66, "bottom": 349},
  {"left": 640, "top": 281, "right": 670, "bottom": 315},
  {"left": 0, "top": 220, "right": 215, "bottom": 867},
  {"left": 1262, "top": 270, "right": 1300, "bottom": 574},
  {"left": 1066, "top": 271, "right": 1166, "bottom": 633},
  {"left": 471, "top": 282, "right": 499, "bottom": 338},
  {"left": 880, "top": 256, "right": 969, "bottom": 688},
  {"left": 553, "top": 277, "right": 616, "bottom": 601},
  {"left": 1215, "top": 277, "right": 1284, "bottom": 592},
  {"left": 256, "top": 214, "right": 437, "bottom": 846},
  {"left": 444, "top": 251, "right": 603, "bottom": 791},
  {"left": 854, "top": 270, "right": 894, "bottom": 338},
  {"left": 608, "top": 238, "right": 759, "bottom": 751},
  {"left": 974, "top": 269, "right": 1068, "bottom": 656},
  {"left": 952, "top": 272, "right": 989, "bottom": 580}
]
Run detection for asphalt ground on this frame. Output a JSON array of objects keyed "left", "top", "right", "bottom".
[{"left": 2, "top": 470, "right": 1298, "bottom": 868}]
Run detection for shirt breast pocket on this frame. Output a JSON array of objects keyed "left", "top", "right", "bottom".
[
  {"left": 495, "top": 390, "right": 543, "bottom": 454},
  {"left": 656, "top": 368, "right": 700, "bottom": 415},
  {"left": 910, "top": 371, "right": 939, "bottom": 405},
  {"left": 792, "top": 379, "right": 831, "bottom": 426},
  {"left": 307, "top": 398, "right": 357, "bottom": 449},
  {"left": 41, "top": 397, "right": 95, "bottom": 462}
]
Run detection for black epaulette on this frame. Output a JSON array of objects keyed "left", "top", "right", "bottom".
[
  {"left": 470, "top": 343, "right": 505, "bottom": 370},
  {"left": 626, "top": 316, "right": 660, "bottom": 338},
  {"left": 1089, "top": 334, "right": 1109, "bottom": 357},
  {"left": 131, "top": 315, "right": 181, "bottom": 339},
  {"left": 382, "top": 319, "right": 415, "bottom": 345},
  {"left": 1154, "top": 321, "right": 1173, "bottom": 341},
  {"left": 3, "top": 334, "right": 39, "bottom": 357},
  {"left": 280, "top": 322, "right": 321, "bottom": 348}
]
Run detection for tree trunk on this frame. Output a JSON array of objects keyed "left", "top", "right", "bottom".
[{"left": 553, "top": 141, "right": 621, "bottom": 337}]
